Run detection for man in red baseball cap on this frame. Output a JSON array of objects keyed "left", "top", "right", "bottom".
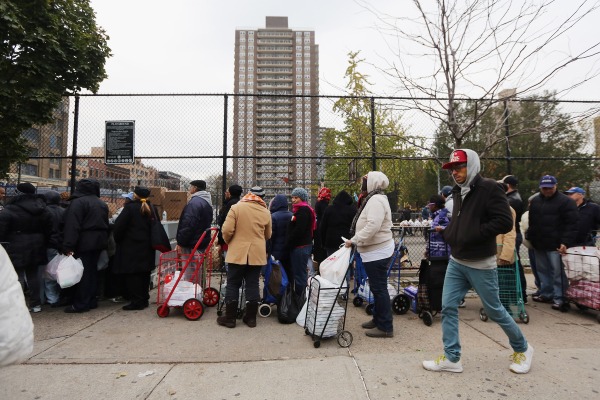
[{"left": 423, "top": 149, "right": 533, "bottom": 374}]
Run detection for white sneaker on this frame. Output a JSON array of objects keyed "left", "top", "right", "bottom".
[
  {"left": 30, "top": 306, "right": 42, "bottom": 313},
  {"left": 422, "top": 355, "right": 463, "bottom": 373},
  {"left": 509, "top": 344, "right": 534, "bottom": 374}
]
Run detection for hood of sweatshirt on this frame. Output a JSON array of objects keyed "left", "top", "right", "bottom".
[
  {"left": 366, "top": 171, "right": 390, "bottom": 193},
  {"left": 270, "top": 194, "right": 289, "bottom": 213}
]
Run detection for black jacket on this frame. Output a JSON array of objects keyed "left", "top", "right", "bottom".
[
  {"left": 112, "top": 201, "right": 156, "bottom": 274},
  {"left": 312, "top": 199, "right": 330, "bottom": 262},
  {"left": 573, "top": 200, "right": 600, "bottom": 246},
  {"left": 527, "top": 191, "right": 579, "bottom": 250},
  {"left": 44, "top": 191, "right": 66, "bottom": 250},
  {"left": 506, "top": 190, "right": 524, "bottom": 234},
  {"left": 320, "top": 190, "right": 356, "bottom": 250},
  {"left": 443, "top": 174, "right": 513, "bottom": 260},
  {"left": 176, "top": 194, "right": 213, "bottom": 250},
  {"left": 62, "top": 179, "right": 109, "bottom": 254},
  {"left": 0, "top": 194, "right": 54, "bottom": 268},
  {"left": 286, "top": 205, "right": 313, "bottom": 248},
  {"left": 268, "top": 194, "right": 293, "bottom": 262},
  {"left": 217, "top": 195, "right": 240, "bottom": 245}
]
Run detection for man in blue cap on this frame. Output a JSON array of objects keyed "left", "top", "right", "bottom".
[
  {"left": 564, "top": 187, "right": 600, "bottom": 246},
  {"left": 527, "top": 175, "right": 578, "bottom": 310}
]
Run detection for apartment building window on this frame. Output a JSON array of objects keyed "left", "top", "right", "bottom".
[
  {"left": 240, "top": 59, "right": 245, "bottom": 64},
  {"left": 296, "top": 60, "right": 302, "bottom": 65},
  {"left": 304, "top": 46, "right": 310, "bottom": 50},
  {"left": 240, "top": 37, "right": 246, "bottom": 42},
  {"left": 304, "top": 82, "right": 310, "bottom": 86},
  {"left": 49, "top": 135, "right": 62, "bottom": 149},
  {"left": 249, "top": 31, "right": 254, "bottom": 35},
  {"left": 22, "top": 128, "right": 40, "bottom": 143},
  {"left": 240, "top": 31, "right": 246, "bottom": 35},
  {"left": 248, "top": 67, "right": 254, "bottom": 72},
  {"left": 296, "top": 75, "right": 302, "bottom": 80},
  {"left": 239, "top": 81, "right": 246, "bottom": 86},
  {"left": 248, "top": 37, "right": 254, "bottom": 42},
  {"left": 248, "top": 45, "right": 254, "bottom": 50},
  {"left": 296, "top": 46, "right": 302, "bottom": 50},
  {"left": 304, "top": 32, "right": 310, "bottom": 36},
  {"left": 304, "top": 53, "right": 310, "bottom": 58},
  {"left": 304, "top": 67, "right": 310, "bottom": 72},
  {"left": 239, "top": 45, "right": 246, "bottom": 51},
  {"left": 304, "top": 90, "right": 310, "bottom": 94},
  {"left": 296, "top": 89, "right": 302, "bottom": 94},
  {"left": 248, "top": 74, "right": 254, "bottom": 79},
  {"left": 295, "top": 82, "right": 302, "bottom": 86},
  {"left": 22, "top": 164, "right": 38, "bottom": 176},
  {"left": 296, "top": 32, "right": 302, "bottom": 36},
  {"left": 248, "top": 59, "right": 254, "bottom": 64},
  {"left": 248, "top": 52, "right": 254, "bottom": 57}
]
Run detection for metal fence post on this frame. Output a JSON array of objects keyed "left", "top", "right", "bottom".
[
  {"left": 370, "top": 96, "right": 376, "bottom": 171},
  {"left": 69, "top": 95, "right": 80, "bottom": 194},
  {"left": 222, "top": 94, "right": 228, "bottom": 196},
  {"left": 503, "top": 99, "right": 512, "bottom": 175}
]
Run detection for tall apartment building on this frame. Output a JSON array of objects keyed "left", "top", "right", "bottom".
[{"left": 233, "top": 16, "right": 319, "bottom": 195}]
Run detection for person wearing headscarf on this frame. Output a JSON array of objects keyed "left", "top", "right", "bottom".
[
  {"left": 112, "top": 187, "right": 157, "bottom": 310},
  {"left": 286, "top": 187, "right": 316, "bottom": 296},
  {"left": 345, "top": 172, "right": 394, "bottom": 338},
  {"left": 423, "top": 149, "right": 533, "bottom": 374},
  {"left": 312, "top": 187, "right": 331, "bottom": 267},
  {"left": 0, "top": 183, "right": 53, "bottom": 313},
  {"left": 217, "top": 187, "right": 272, "bottom": 328}
]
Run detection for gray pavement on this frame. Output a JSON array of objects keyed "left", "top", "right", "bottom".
[{"left": 1, "top": 272, "right": 599, "bottom": 400}]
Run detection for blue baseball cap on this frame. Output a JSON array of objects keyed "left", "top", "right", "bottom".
[
  {"left": 539, "top": 175, "right": 557, "bottom": 188},
  {"left": 565, "top": 187, "right": 585, "bottom": 195}
]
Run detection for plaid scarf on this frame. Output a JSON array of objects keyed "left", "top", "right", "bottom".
[{"left": 240, "top": 192, "right": 267, "bottom": 208}]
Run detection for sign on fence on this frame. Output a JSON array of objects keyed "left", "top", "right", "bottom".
[{"left": 105, "top": 120, "right": 135, "bottom": 165}]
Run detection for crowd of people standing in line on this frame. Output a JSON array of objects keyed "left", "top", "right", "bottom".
[{"left": 3, "top": 145, "right": 600, "bottom": 375}]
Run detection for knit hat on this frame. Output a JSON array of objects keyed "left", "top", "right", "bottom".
[
  {"left": 134, "top": 186, "right": 150, "bottom": 199},
  {"left": 190, "top": 180, "right": 206, "bottom": 190},
  {"left": 16, "top": 182, "right": 36, "bottom": 195},
  {"left": 291, "top": 187, "right": 308, "bottom": 202},
  {"left": 250, "top": 186, "right": 265, "bottom": 198},
  {"left": 228, "top": 184, "right": 243, "bottom": 197}
]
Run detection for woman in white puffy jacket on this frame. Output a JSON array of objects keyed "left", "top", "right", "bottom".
[{"left": 0, "top": 245, "right": 34, "bottom": 367}]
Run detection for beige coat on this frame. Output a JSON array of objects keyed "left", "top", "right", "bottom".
[
  {"left": 222, "top": 200, "right": 272, "bottom": 266},
  {"left": 496, "top": 207, "right": 517, "bottom": 264}
]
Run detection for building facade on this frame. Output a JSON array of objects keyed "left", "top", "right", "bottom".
[{"left": 233, "top": 16, "right": 319, "bottom": 195}]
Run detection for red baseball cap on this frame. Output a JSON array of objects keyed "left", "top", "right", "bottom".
[{"left": 442, "top": 150, "right": 468, "bottom": 170}]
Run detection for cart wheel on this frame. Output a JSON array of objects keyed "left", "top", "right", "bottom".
[
  {"left": 479, "top": 308, "right": 488, "bottom": 322},
  {"left": 575, "top": 303, "right": 589, "bottom": 311},
  {"left": 519, "top": 312, "right": 530, "bottom": 324},
  {"left": 258, "top": 303, "right": 271, "bottom": 317},
  {"left": 337, "top": 331, "right": 353, "bottom": 348},
  {"left": 366, "top": 304, "right": 374, "bottom": 315},
  {"left": 183, "top": 299, "right": 204, "bottom": 321},
  {"left": 417, "top": 311, "right": 423, "bottom": 319},
  {"left": 202, "top": 287, "right": 220, "bottom": 307},
  {"left": 313, "top": 340, "right": 321, "bottom": 348},
  {"left": 156, "top": 305, "right": 170, "bottom": 318},
  {"left": 391, "top": 294, "right": 410, "bottom": 315},
  {"left": 422, "top": 311, "right": 433, "bottom": 326},
  {"left": 353, "top": 297, "right": 363, "bottom": 307}
]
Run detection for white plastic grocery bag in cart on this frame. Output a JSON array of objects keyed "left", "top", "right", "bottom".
[
  {"left": 56, "top": 256, "right": 84, "bottom": 288},
  {"left": 46, "top": 254, "right": 67, "bottom": 281},
  {"left": 319, "top": 240, "right": 351, "bottom": 285}
]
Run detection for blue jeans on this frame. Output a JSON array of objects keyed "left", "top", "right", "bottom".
[
  {"left": 291, "top": 245, "right": 312, "bottom": 295},
  {"left": 533, "top": 250, "right": 568, "bottom": 303},
  {"left": 441, "top": 259, "right": 527, "bottom": 363},
  {"left": 39, "top": 249, "right": 61, "bottom": 304},
  {"left": 364, "top": 256, "right": 393, "bottom": 333}
]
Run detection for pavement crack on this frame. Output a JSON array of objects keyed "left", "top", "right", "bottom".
[
  {"left": 346, "top": 347, "right": 371, "bottom": 400},
  {"left": 145, "top": 363, "right": 175, "bottom": 400}
]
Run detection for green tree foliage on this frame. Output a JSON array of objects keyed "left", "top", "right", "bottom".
[
  {"left": 325, "top": 51, "right": 438, "bottom": 210},
  {"left": 433, "top": 92, "right": 595, "bottom": 196},
  {"left": 0, "top": 0, "right": 111, "bottom": 178}
]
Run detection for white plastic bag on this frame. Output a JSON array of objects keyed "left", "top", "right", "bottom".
[
  {"left": 46, "top": 254, "right": 67, "bottom": 281},
  {"left": 56, "top": 256, "right": 84, "bottom": 288},
  {"left": 319, "top": 245, "right": 351, "bottom": 285}
]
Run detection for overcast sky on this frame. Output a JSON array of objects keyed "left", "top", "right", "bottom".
[{"left": 90, "top": 0, "right": 600, "bottom": 99}]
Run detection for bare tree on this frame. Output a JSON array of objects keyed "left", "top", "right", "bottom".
[{"left": 359, "top": 0, "right": 600, "bottom": 149}]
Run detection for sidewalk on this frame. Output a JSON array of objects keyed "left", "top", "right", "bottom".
[{"left": 1, "top": 273, "right": 599, "bottom": 400}]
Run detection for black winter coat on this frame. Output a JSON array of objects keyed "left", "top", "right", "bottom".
[
  {"left": 176, "top": 195, "right": 213, "bottom": 250},
  {"left": 443, "top": 174, "right": 513, "bottom": 260},
  {"left": 573, "top": 200, "right": 600, "bottom": 246},
  {"left": 112, "top": 201, "right": 156, "bottom": 274},
  {"left": 217, "top": 195, "right": 240, "bottom": 245},
  {"left": 506, "top": 190, "right": 524, "bottom": 234},
  {"left": 527, "top": 191, "right": 579, "bottom": 250},
  {"left": 320, "top": 190, "right": 356, "bottom": 250},
  {"left": 44, "top": 191, "right": 65, "bottom": 250},
  {"left": 268, "top": 195, "right": 292, "bottom": 262},
  {"left": 62, "top": 179, "right": 109, "bottom": 254},
  {"left": 286, "top": 206, "right": 313, "bottom": 248},
  {"left": 312, "top": 199, "right": 329, "bottom": 262},
  {"left": 0, "top": 194, "right": 53, "bottom": 269}
]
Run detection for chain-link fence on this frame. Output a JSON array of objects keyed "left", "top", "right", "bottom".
[{"left": 4, "top": 93, "right": 600, "bottom": 232}]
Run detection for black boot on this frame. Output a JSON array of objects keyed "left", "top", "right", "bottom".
[
  {"left": 217, "top": 301, "right": 237, "bottom": 328},
  {"left": 243, "top": 301, "right": 258, "bottom": 328}
]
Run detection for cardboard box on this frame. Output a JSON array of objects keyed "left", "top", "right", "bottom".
[
  {"left": 148, "top": 186, "right": 167, "bottom": 205},
  {"left": 162, "top": 191, "right": 189, "bottom": 220}
]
